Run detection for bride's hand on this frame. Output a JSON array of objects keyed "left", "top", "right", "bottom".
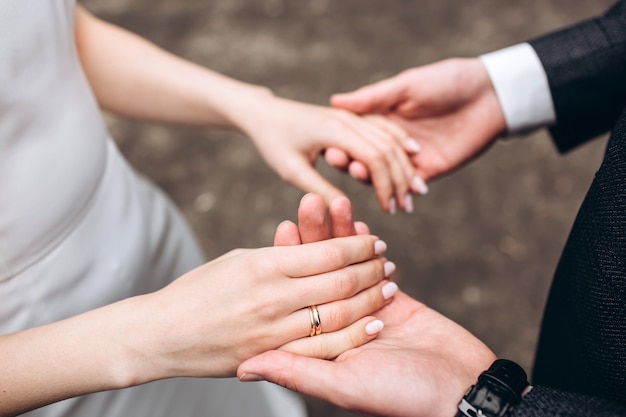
[
  {"left": 126, "top": 232, "right": 395, "bottom": 380},
  {"left": 235, "top": 94, "right": 417, "bottom": 213}
]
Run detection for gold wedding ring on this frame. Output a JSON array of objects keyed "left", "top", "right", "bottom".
[{"left": 308, "top": 305, "right": 322, "bottom": 337}]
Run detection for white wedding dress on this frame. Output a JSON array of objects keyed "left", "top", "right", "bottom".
[{"left": 0, "top": 1, "right": 305, "bottom": 416}]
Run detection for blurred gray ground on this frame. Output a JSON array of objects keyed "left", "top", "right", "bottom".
[{"left": 81, "top": 1, "right": 615, "bottom": 416}]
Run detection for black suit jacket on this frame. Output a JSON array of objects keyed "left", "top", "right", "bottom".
[{"left": 508, "top": 2, "right": 626, "bottom": 415}]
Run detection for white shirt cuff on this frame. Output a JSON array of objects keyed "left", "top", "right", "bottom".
[{"left": 480, "top": 43, "right": 556, "bottom": 136}]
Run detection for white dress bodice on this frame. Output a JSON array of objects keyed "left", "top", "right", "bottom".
[{"left": 0, "top": 2, "right": 305, "bottom": 416}]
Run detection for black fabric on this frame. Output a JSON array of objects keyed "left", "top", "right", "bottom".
[
  {"left": 511, "top": 386, "right": 626, "bottom": 417},
  {"left": 529, "top": 1, "right": 626, "bottom": 153},
  {"left": 506, "top": 1, "right": 626, "bottom": 414},
  {"left": 532, "top": 109, "right": 626, "bottom": 401}
]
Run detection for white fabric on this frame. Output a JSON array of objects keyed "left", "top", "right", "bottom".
[
  {"left": 0, "top": 1, "right": 306, "bottom": 416},
  {"left": 480, "top": 43, "right": 556, "bottom": 136}
]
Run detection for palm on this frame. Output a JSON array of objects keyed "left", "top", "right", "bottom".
[
  {"left": 329, "top": 291, "right": 495, "bottom": 417},
  {"left": 238, "top": 195, "right": 495, "bottom": 417}
]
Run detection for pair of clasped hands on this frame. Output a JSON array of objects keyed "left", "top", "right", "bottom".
[
  {"left": 147, "top": 60, "right": 503, "bottom": 417},
  {"left": 218, "top": 61, "right": 501, "bottom": 416},
  {"left": 246, "top": 58, "right": 504, "bottom": 216},
  {"left": 111, "top": 60, "right": 502, "bottom": 417},
  {"left": 146, "top": 194, "right": 493, "bottom": 417},
  {"left": 232, "top": 60, "right": 504, "bottom": 416}
]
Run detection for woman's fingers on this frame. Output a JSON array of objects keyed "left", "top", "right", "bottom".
[
  {"left": 274, "top": 235, "right": 384, "bottom": 278},
  {"left": 324, "top": 147, "right": 351, "bottom": 171},
  {"left": 278, "top": 316, "right": 384, "bottom": 360},
  {"left": 322, "top": 111, "right": 419, "bottom": 213},
  {"left": 288, "top": 256, "right": 394, "bottom": 311},
  {"left": 286, "top": 279, "right": 397, "bottom": 340}
]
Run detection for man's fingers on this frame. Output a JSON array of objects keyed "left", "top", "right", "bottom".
[
  {"left": 274, "top": 220, "right": 302, "bottom": 246},
  {"left": 297, "top": 193, "right": 330, "bottom": 243},
  {"left": 238, "top": 350, "right": 346, "bottom": 404},
  {"left": 328, "top": 195, "right": 357, "bottom": 237},
  {"left": 354, "top": 221, "right": 370, "bottom": 235},
  {"left": 331, "top": 75, "right": 406, "bottom": 114}
]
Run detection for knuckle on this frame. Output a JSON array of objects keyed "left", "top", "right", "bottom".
[
  {"left": 368, "top": 147, "right": 385, "bottom": 162},
  {"left": 324, "top": 243, "right": 349, "bottom": 266},
  {"left": 346, "top": 329, "right": 361, "bottom": 350},
  {"left": 253, "top": 255, "right": 278, "bottom": 278},
  {"left": 325, "top": 116, "right": 349, "bottom": 136},
  {"left": 379, "top": 142, "right": 395, "bottom": 157},
  {"left": 333, "top": 267, "right": 360, "bottom": 296},
  {"left": 325, "top": 304, "right": 350, "bottom": 329},
  {"left": 311, "top": 341, "right": 329, "bottom": 359}
]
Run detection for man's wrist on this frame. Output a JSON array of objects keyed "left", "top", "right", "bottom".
[
  {"left": 455, "top": 359, "right": 530, "bottom": 417},
  {"left": 480, "top": 43, "right": 556, "bottom": 136}
]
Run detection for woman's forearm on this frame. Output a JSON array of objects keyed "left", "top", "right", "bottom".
[
  {"left": 0, "top": 296, "right": 153, "bottom": 417},
  {"left": 74, "top": 5, "right": 272, "bottom": 129}
]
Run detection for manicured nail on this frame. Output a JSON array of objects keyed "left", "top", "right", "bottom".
[
  {"left": 388, "top": 197, "right": 397, "bottom": 214},
  {"left": 383, "top": 261, "right": 396, "bottom": 277},
  {"left": 412, "top": 176, "right": 429, "bottom": 195},
  {"left": 365, "top": 320, "right": 384, "bottom": 335},
  {"left": 239, "top": 373, "right": 265, "bottom": 382},
  {"left": 374, "top": 240, "right": 387, "bottom": 255},
  {"left": 404, "top": 194, "right": 414, "bottom": 213},
  {"left": 406, "top": 138, "right": 421, "bottom": 153},
  {"left": 382, "top": 281, "right": 398, "bottom": 299}
]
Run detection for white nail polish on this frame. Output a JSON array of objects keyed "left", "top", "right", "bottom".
[
  {"left": 382, "top": 281, "right": 398, "bottom": 299},
  {"left": 406, "top": 138, "right": 421, "bottom": 153},
  {"left": 365, "top": 320, "right": 384, "bottom": 335},
  {"left": 389, "top": 197, "right": 397, "bottom": 214},
  {"left": 404, "top": 194, "right": 414, "bottom": 213},
  {"left": 374, "top": 240, "right": 387, "bottom": 255},
  {"left": 412, "top": 176, "right": 429, "bottom": 195},
  {"left": 383, "top": 261, "right": 396, "bottom": 277}
]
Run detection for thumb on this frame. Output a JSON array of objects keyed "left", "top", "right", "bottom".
[
  {"left": 331, "top": 75, "right": 407, "bottom": 114},
  {"left": 238, "top": 350, "right": 343, "bottom": 402}
]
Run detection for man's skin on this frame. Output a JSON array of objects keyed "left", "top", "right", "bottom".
[{"left": 239, "top": 194, "right": 496, "bottom": 417}]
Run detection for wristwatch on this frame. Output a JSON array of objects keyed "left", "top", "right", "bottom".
[{"left": 456, "top": 359, "right": 530, "bottom": 417}]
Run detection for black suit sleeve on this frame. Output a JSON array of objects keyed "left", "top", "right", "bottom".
[
  {"left": 528, "top": 1, "right": 626, "bottom": 153},
  {"left": 511, "top": 386, "right": 626, "bottom": 417}
]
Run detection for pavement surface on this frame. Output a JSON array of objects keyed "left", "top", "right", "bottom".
[{"left": 82, "top": 1, "right": 615, "bottom": 416}]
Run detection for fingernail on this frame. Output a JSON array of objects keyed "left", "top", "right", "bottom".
[
  {"left": 239, "top": 373, "right": 265, "bottom": 382},
  {"left": 388, "top": 197, "right": 396, "bottom": 214},
  {"left": 382, "top": 281, "right": 398, "bottom": 299},
  {"left": 365, "top": 319, "right": 384, "bottom": 335},
  {"left": 374, "top": 240, "right": 387, "bottom": 255},
  {"left": 404, "top": 194, "right": 414, "bottom": 213},
  {"left": 406, "top": 138, "right": 421, "bottom": 153},
  {"left": 383, "top": 261, "right": 396, "bottom": 277},
  {"left": 412, "top": 176, "right": 429, "bottom": 195}
]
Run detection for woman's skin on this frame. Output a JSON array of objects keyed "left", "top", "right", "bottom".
[
  {"left": 74, "top": 5, "right": 422, "bottom": 213},
  {"left": 324, "top": 58, "right": 506, "bottom": 191},
  {"left": 0, "top": 230, "right": 396, "bottom": 417},
  {"left": 239, "top": 194, "right": 496, "bottom": 417}
]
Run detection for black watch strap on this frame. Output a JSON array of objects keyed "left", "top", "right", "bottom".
[{"left": 455, "top": 359, "right": 529, "bottom": 417}]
